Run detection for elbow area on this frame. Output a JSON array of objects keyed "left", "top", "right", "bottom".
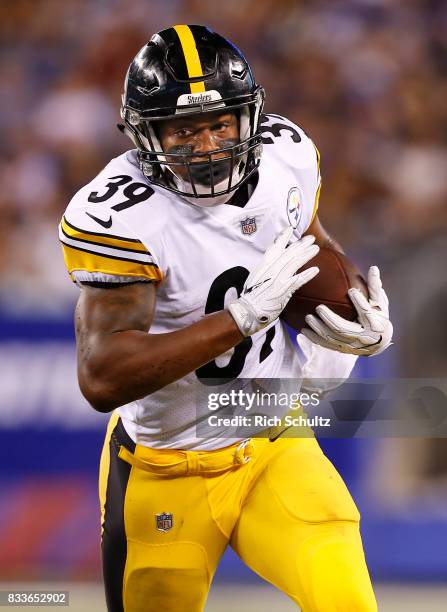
[{"left": 78, "top": 375, "right": 120, "bottom": 413}]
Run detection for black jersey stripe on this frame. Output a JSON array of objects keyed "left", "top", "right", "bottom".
[
  {"left": 60, "top": 226, "right": 151, "bottom": 257},
  {"left": 63, "top": 216, "right": 143, "bottom": 244}
]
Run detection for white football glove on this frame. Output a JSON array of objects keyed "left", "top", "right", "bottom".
[
  {"left": 228, "top": 227, "right": 320, "bottom": 337},
  {"left": 302, "top": 265, "right": 393, "bottom": 356}
]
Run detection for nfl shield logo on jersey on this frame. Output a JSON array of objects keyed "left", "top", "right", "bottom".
[
  {"left": 155, "top": 512, "right": 173, "bottom": 532},
  {"left": 287, "top": 187, "right": 302, "bottom": 229},
  {"left": 240, "top": 217, "right": 257, "bottom": 235}
]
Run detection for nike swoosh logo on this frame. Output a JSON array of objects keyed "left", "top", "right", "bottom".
[
  {"left": 245, "top": 278, "right": 271, "bottom": 294},
  {"left": 86, "top": 212, "right": 113, "bottom": 228}
]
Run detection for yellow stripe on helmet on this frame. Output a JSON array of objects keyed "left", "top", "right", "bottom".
[{"left": 174, "top": 25, "right": 206, "bottom": 93}]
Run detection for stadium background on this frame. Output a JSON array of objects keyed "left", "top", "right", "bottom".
[{"left": 1, "top": 0, "right": 446, "bottom": 609}]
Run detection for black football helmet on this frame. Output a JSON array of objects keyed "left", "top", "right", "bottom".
[{"left": 120, "top": 25, "right": 265, "bottom": 199}]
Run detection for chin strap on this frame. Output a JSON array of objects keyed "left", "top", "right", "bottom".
[
  {"left": 117, "top": 123, "right": 141, "bottom": 150},
  {"left": 180, "top": 191, "right": 233, "bottom": 207}
]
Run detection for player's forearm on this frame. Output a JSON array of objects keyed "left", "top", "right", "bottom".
[{"left": 79, "top": 310, "right": 243, "bottom": 412}]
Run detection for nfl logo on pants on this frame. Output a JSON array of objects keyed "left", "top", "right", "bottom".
[
  {"left": 240, "top": 217, "right": 257, "bottom": 235},
  {"left": 156, "top": 512, "right": 173, "bottom": 532}
]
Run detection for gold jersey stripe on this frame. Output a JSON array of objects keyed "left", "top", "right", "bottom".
[
  {"left": 310, "top": 142, "right": 322, "bottom": 224},
  {"left": 61, "top": 243, "right": 163, "bottom": 283},
  {"left": 174, "top": 25, "right": 206, "bottom": 93},
  {"left": 61, "top": 217, "right": 149, "bottom": 253},
  {"left": 60, "top": 226, "right": 152, "bottom": 261},
  {"left": 314, "top": 143, "right": 321, "bottom": 174},
  {"left": 310, "top": 180, "right": 322, "bottom": 225}
]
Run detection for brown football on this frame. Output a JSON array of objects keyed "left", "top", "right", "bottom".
[{"left": 280, "top": 247, "right": 368, "bottom": 332}]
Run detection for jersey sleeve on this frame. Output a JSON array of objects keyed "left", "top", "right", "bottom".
[{"left": 58, "top": 210, "right": 163, "bottom": 285}]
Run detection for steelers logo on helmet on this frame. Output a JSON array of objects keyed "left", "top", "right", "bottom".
[
  {"left": 119, "top": 24, "right": 265, "bottom": 203},
  {"left": 287, "top": 187, "right": 303, "bottom": 229}
]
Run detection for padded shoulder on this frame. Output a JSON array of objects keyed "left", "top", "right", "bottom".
[
  {"left": 260, "top": 114, "right": 320, "bottom": 173},
  {"left": 260, "top": 114, "right": 321, "bottom": 231},
  {"left": 59, "top": 152, "right": 164, "bottom": 284}
]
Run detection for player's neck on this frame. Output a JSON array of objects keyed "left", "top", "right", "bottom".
[{"left": 227, "top": 171, "right": 259, "bottom": 208}]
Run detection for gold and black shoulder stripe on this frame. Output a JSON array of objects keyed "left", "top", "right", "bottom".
[
  {"left": 60, "top": 217, "right": 149, "bottom": 254},
  {"left": 59, "top": 216, "right": 163, "bottom": 283}
]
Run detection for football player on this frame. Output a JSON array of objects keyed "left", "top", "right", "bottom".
[{"left": 59, "top": 25, "right": 392, "bottom": 612}]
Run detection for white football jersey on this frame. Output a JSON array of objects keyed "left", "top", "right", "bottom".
[{"left": 60, "top": 114, "right": 322, "bottom": 449}]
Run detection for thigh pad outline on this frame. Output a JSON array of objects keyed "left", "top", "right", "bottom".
[{"left": 265, "top": 440, "right": 360, "bottom": 523}]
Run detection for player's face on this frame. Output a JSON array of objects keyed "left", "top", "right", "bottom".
[{"left": 157, "top": 111, "right": 239, "bottom": 187}]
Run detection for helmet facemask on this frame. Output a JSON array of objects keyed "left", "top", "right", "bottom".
[{"left": 121, "top": 88, "right": 264, "bottom": 202}]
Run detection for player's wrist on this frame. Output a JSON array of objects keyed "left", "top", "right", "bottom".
[{"left": 228, "top": 299, "right": 270, "bottom": 337}]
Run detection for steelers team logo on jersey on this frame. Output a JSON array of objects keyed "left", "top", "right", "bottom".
[{"left": 287, "top": 187, "right": 302, "bottom": 229}]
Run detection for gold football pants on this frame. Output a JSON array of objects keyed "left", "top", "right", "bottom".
[{"left": 99, "top": 413, "right": 377, "bottom": 612}]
